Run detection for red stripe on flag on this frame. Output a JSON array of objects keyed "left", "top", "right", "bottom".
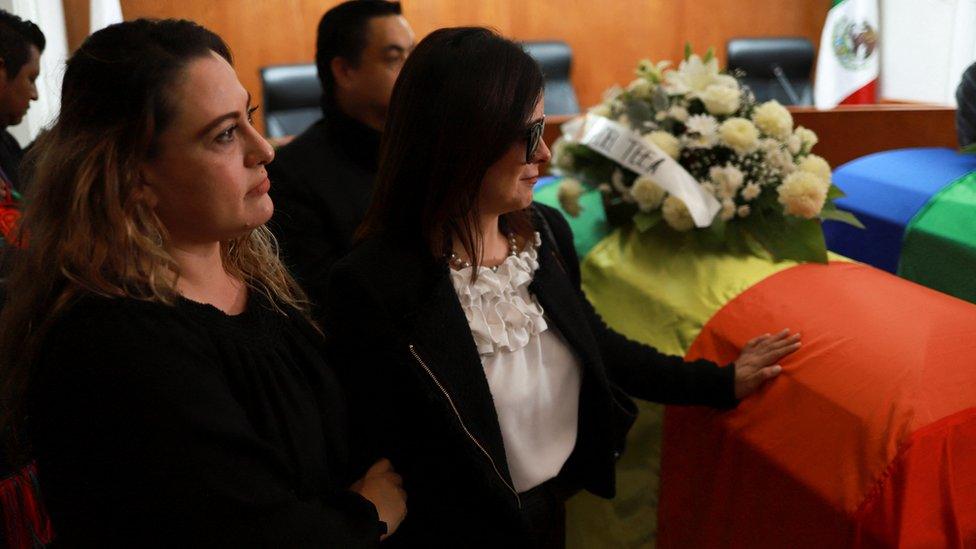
[{"left": 840, "top": 79, "right": 878, "bottom": 105}]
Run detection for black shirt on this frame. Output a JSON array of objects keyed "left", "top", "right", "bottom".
[
  {"left": 267, "top": 107, "right": 381, "bottom": 320},
  {"left": 0, "top": 129, "right": 24, "bottom": 192},
  {"left": 28, "top": 293, "right": 383, "bottom": 547}
]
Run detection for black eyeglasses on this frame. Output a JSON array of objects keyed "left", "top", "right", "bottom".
[{"left": 524, "top": 117, "right": 546, "bottom": 163}]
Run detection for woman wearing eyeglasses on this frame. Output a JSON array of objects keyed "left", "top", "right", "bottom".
[{"left": 324, "top": 27, "right": 800, "bottom": 548}]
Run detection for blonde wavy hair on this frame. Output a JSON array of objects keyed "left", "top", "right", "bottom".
[{"left": 0, "top": 19, "right": 308, "bottom": 458}]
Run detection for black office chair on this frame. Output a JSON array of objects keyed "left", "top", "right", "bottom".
[
  {"left": 727, "top": 37, "right": 814, "bottom": 106},
  {"left": 523, "top": 41, "right": 581, "bottom": 115},
  {"left": 259, "top": 63, "right": 323, "bottom": 138}
]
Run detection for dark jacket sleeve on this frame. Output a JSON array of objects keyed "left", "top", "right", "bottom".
[
  {"left": 30, "top": 307, "right": 383, "bottom": 547},
  {"left": 535, "top": 203, "right": 738, "bottom": 409},
  {"left": 321, "top": 262, "right": 407, "bottom": 478},
  {"left": 268, "top": 162, "right": 344, "bottom": 319}
]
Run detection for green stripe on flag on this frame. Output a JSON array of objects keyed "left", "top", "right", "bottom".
[
  {"left": 898, "top": 170, "right": 976, "bottom": 303},
  {"left": 830, "top": 0, "right": 844, "bottom": 7}
]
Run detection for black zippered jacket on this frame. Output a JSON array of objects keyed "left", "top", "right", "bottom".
[{"left": 323, "top": 203, "right": 737, "bottom": 547}]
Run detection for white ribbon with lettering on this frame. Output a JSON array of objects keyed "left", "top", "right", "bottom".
[{"left": 560, "top": 114, "right": 719, "bottom": 227}]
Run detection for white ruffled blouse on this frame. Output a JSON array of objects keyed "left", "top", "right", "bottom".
[{"left": 449, "top": 233, "right": 582, "bottom": 493}]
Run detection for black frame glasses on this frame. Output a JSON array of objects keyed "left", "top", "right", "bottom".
[{"left": 524, "top": 117, "right": 546, "bottom": 163}]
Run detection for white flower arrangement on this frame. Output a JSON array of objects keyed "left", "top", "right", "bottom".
[{"left": 550, "top": 46, "right": 862, "bottom": 263}]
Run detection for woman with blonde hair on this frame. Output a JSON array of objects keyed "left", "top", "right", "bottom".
[{"left": 0, "top": 19, "right": 404, "bottom": 546}]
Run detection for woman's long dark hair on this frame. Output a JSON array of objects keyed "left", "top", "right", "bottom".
[{"left": 357, "top": 27, "right": 544, "bottom": 267}]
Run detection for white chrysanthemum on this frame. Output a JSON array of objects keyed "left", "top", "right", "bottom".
[
  {"left": 701, "top": 181, "right": 717, "bottom": 197},
  {"left": 630, "top": 175, "right": 667, "bottom": 212},
  {"left": 661, "top": 195, "right": 695, "bottom": 231},
  {"left": 752, "top": 100, "right": 793, "bottom": 139},
  {"left": 550, "top": 137, "right": 575, "bottom": 172},
  {"left": 709, "top": 165, "right": 745, "bottom": 199},
  {"left": 684, "top": 114, "right": 719, "bottom": 148},
  {"left": 759, "top": 137, "right": 781, "bottom": 155},
  {"left": 767, "top": 146, "right": 797, "bottom": 176},
  {"left": 740, "top": 182, "right": 762, "bottom": 201},
  {"left": 557, "top": 177, "right": 585, "bottom": 217},
  {"left": 737, "top": 204, "right": 752, "bottom": 218},
  {"left": 668, "top": 105, "right": 690, "bottom": 122},
  {"left": 700, "top": 84, "right": 741, "bottom": 116},
  {"left": 720, "top": 198, "right": 736, "bottom": 221},
  {"left": 627, "top": 78, "right": 654, "bottom": 98},
  {"left": 794, "top": 126, "right": 818, "bottom": 153},
  {"left": 786, "top": 134, "right": 802, "bottom": 155},
  {"left": 589, "top": 103, "right": 612, "bottom": 118},
  {"left": 797, "top": 154, "right": 832, "bottom": 187},
  {"left": 718, "top": 117, "right": 759, "bottom": 155},
  {"left": 778, "top": 171, "right": 827, "bottom": 219},
  {"left": 644, "top": 130, "right": 681, "bottom": 159},
  {"left": 664, "top": 54, "right": 722, "bottom": 95}
]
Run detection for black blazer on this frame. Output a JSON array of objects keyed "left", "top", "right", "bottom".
[{"left": 324, "top": 203, "right": 736, "bottom": 547}]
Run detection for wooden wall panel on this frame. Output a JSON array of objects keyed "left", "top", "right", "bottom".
[{"left": 61, "top": 0, "right": 826, "bottom": 134}]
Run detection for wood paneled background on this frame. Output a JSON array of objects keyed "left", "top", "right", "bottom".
[{"left": 63, "top": 0, "right": 826, "bottom": 134}]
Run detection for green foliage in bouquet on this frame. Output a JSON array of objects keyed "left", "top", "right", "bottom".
[{"left": 551, "top": 47, "right": 863, "bottom": 264}]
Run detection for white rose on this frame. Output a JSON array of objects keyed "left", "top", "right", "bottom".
[
  {"left": 662, "top": 195, "right": 695, "bottom": 231},
  {"left": 719, "top": 117, "right": 760, "bottom": 155},
  {"left": 740, "top": 182, "right": 762, "bottom": 201},
  {"left": 668, "top": 105, "right": 690, "bottom": 122},
  {"left": 797, "top": 154, "right": 832, "bottom": 187},
  {"left": 630, "top": 175, "right": 667, "bottom": 212},
  {"left": 752, "top": 100, "right": 793, "bottom": 139},
  {"left": 720, "top": 198, "right": 736, "bottom": 221},
  {"left": 700, "top": 84, "right": 741, "bottom": 116},
  {"left": 713, "top": 74, "right": 740, "bottom": 89},
  {"left": 557, "top": 177, "right": 585, "bottom": 217},
  {"left": 644, "top": 130, "right": 681, "bottom": 159},
  {"left": 778, "top": 171, "right": 828, "bottom": 219},
  {"left": 737, "top": 204, "right": 752, "bottom": 218},
  {"left": 794, "top": 126, "right": 818, "bottom": 153},
  {"left": 709, "top": 165, "right": 745, "bottom": 199}
]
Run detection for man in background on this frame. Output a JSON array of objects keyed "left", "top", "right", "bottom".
[
  {"left": 268, "top": 0, "right": 414, "bottom": 318},
  {"left": 0, "top": 9, "right": 44, "bottom": 241}
]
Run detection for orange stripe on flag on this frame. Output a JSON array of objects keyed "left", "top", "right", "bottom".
[{"left": 659, "top": 262, "right": 976, "bottom": 547}]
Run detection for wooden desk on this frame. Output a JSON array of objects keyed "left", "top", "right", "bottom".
[{"left": 788, "top": 104, "right": 958, "bottom": 168}]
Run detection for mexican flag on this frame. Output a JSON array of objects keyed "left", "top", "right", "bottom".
[{"left": 814, "top": 0, "right": 880, "bottom": 109}]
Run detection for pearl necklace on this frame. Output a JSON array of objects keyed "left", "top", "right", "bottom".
[{"left": 448, "top": 233, "right": 519, "bottom": 271}]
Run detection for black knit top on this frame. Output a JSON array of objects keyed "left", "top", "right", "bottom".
[{"left": 27, "top": 292, "right": 383, "bottom": 547}]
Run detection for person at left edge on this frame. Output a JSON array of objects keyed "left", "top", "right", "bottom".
[
  {"left": 0, "top": 10, "right": 43, "bottom": 249},
  {"left": 0, "top": 19, "right": 405, "bottom": 546}
]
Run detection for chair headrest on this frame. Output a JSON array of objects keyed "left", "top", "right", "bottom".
[
  {"left": 522, "top": 41, "right": 573, "bottom": 78},
  {"left": 260, "top": 63, "right": 323, "bottom": 111},
  {"left": 727, "top": 37, "right": 814, "bottom": 80}
]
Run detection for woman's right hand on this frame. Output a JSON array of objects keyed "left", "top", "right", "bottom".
[{"left": 350, "top": 458, "right": 407, "bottom": 539}]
